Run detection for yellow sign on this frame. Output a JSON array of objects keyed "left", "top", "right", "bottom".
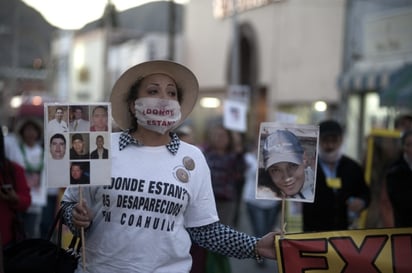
[
  {"left": 326, "top": 177, "right": 342, "bottom": 189},
  {"left": 275, "top": 228, "right": 412, "bottom": 273}
]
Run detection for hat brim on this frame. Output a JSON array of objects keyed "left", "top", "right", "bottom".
[
  {"left": 265, "top": 153, "right": 303, "bottom": 170},
  {"left": 110, "top": 60, "right": 199, "bottom": 131}
]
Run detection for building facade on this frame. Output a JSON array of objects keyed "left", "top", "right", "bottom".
[{"left": 183, "top": 0, "right": 345, "bottom": 144}]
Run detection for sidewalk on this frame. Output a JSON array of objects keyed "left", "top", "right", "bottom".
[{"left": 229, "top": 203, "right": 279, "bottom": 273}]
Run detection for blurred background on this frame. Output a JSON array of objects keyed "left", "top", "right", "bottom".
[
  {"left": 1, "top": 0, "right": 411, "bottom": 160},
  {"left": 1, "top": 0, "right": 411, "bottom": 271}
]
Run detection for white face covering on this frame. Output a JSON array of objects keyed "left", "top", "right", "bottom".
[
  {"left": 134, "top": 97, "right": 182, "bottom": 135},
  {"left": 318, "top": 148, "right": 343, "bottom": 163}
]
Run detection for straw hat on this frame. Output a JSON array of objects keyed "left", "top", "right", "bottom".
[{"left": 110, "top": 60, "right": 199, "bottom": 131}]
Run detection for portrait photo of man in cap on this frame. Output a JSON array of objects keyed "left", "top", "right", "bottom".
[
  {"left": 69, "top": 133, "right": 90, "bottom": 160},
  {"left": 256, "top": 123, "right": 318, "bottom": 202}
]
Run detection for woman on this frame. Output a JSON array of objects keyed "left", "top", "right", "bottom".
[
  {"left": 16, "top": 119, "right": 46, "bottom": 238},
  {"left": 0, "top": 126, "right": 31, "bottom": 248},
  {"left": 60, "top": 60, "right": 277, "bottom": 273}
]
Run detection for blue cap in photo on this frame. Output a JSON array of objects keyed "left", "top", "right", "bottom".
[{"left": 263, "top": 130, "right": 304, "bottom": 169}]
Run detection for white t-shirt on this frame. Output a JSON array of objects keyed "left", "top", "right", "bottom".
[{"left": 63, "top": 133, "right": 219, "bottom": 273}]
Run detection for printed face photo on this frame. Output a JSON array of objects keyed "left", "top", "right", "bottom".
[
  {"left": 267, "top": 162, "right": 306, "bottom": 197},
  {"left": 91, "top": 106, "right": 108, "bottom": 131},
  {"left": 70, "top": 162, "right": 90, "bottom": 185},
  {"left": 49, "top": 106, "right": 67, "bottom": 122},
  {"left": 256, "top": 122, "right": 319, "bottom": 203},
  {"left": 72, "top": 138, "right": 84, "bottom": 154},
  {"left": 71, "top": 164, "right": 82, "bottom": 179},
  {"left": 49, "top": 134, "right": 66, "bottom": 160}
]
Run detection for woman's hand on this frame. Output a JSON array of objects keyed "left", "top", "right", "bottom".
[
  {"left": 256, "top": 231, "right": 280, "bottom": 260},
  {"left": 72, "top": 201, "right": 93, "bottom": 229}
]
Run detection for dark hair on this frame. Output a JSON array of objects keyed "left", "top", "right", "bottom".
[
  {"left": 204, "top": 122, "right": 234, "bottom": 153},
  {"left": 126, "top": 77, "right": 183, "bottom": 131},
  {"left": 258, "top": 168, "right": 282, "bottom": 195},
  {"left": 72, "top": 106, "right": 83, "bottom": 112},
  {"left": 401, "top": 130, "right": 412, "bottom": 146},
  {"left": 92, "top": 105, "right": 108, "bottom": 115},
  {"left": 18, "top": 119, "right": 42, "bottom": 141},
  {"left": 50, "top": 133, "right": 66, "bottom": 145},
  {"left": 319, "top": 119, "right": 344, "bottom": 137},
  {"left": 70, "top": 162, "right": 84, "bottom": 171},
  {"left": 395, "top": 114, "right": 412, "bottom": 130}
]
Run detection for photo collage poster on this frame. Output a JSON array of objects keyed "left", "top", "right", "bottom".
[
  {"left": 44, "top": 103, "right": 112, "bottom": 188},
  {"left": 256, "top": 122, "right": 319, "bottom": 203}
]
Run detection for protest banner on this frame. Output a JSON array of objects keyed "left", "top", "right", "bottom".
[{"left": 275, "top": 227, "right": 412, "bottom": 273}]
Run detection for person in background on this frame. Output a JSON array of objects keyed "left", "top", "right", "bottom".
[
  {"left": 203, "top": 123, "right": 246, "bottom": 227},
  {"left": 90, "top": 105, "right": 109, "bottom": 132},
  {"left": 385, "top": 130, "right": 412, "bottom": 227},
  {"left": 60, "top": 60, "right": 277, "bottom": 273},
  {"left": 257, "top": 130, "right": 315, "bottom": 201},
  {"left": 200, "top": 122, "right": 246, "bottom": 273},
  {"left": 90, "top": 135, "right": 109, "bottom": 159},
  {"left": 47, "top": 106, "right": 68, "bottom": 134},
  {"left": 242, "top": 139, "right": 280, "bottom": 268},
  {"left": 69, "top": 106, "right": 90, "bottom": 132},
  {"left": 231, "top": 131, "right": 247, "bottom": 228},
  {"left": 0, "top": 125, "right": 31, "bottom": 247},
  {"left": 16, "top": 119, "right": 46, "bottom": 238},
  {"left": 394, "top": 114, "right": 412, "bottom": 133},
  {"left": 302, "top": 120, "right": 370, "bottom": 231},
  {"left": 3, "top": 119, "right": 24, "bottom": 166},
  {"left": 380, "top": 114, "right": 412, "bottom": 227}
]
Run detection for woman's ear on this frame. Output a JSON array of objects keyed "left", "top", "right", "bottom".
[{"left": 129, "top": 101, "right": 136, "bottom": 116}]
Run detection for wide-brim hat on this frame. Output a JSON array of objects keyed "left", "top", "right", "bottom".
[{"left": 110, "top": 60, "right": 199, "bottom": 131}]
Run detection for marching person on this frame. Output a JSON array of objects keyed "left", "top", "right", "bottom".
[
  {"left": 385, "top": 130, "right": 412, "bottom": 227},
  {"left": 302, "top": 120, "right": 370, "bottom": 231},
  {"left": 60, "top": 60, "right": 277, "bottom": 273},
  {"left": 0, "top": 126, "right": 31, "bottom": 247}
]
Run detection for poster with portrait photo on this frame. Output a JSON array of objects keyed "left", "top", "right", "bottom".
[
  {"left": 44, "top": 103, "right": 112, "bottom": 188},
  {"left": 256, "top": 122, "right": 319, "bottom": 203}
]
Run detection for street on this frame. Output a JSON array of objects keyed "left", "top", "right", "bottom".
[{"left": 229, "top": 203, "right": 279, "bottom": 273}]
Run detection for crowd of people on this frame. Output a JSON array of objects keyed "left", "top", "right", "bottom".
[{"left": 1, "top": 59, "right": 411, "bottom": 273}]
